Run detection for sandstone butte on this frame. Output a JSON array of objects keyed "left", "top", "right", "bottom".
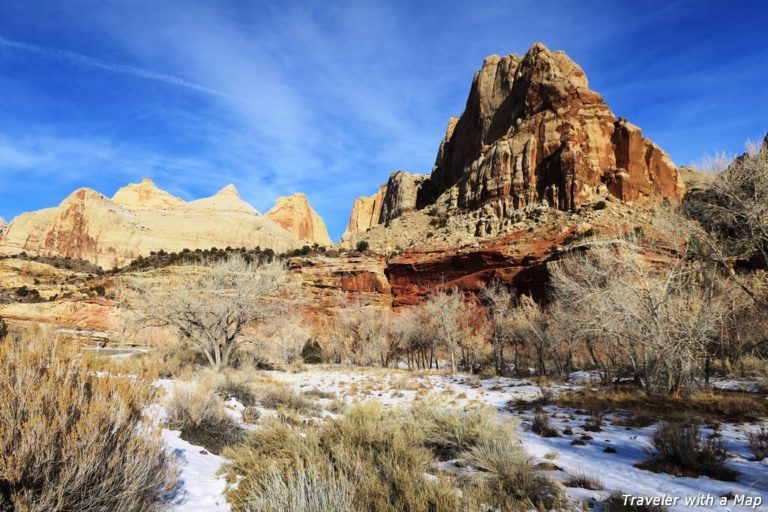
[
  {"left": 333, "top": 42, "right": 686, "bottom": 305},
  {"left": 265, "top": 192, "right": 333, "bottom": 247},
  {"left": 0, "top": 178, "right": 304, "bottom": 268},
  {"left": 344, "top": 42, "right": 684, "bottom": 240}
]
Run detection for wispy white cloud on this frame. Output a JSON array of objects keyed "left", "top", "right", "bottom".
[{"left": 0, "top": 35, "right": 229, "bottom": 98}]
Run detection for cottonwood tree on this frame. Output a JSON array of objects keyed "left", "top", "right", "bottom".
[
  {"left": 549, "top": 232, "right": 724, "bottom": 395},
  {"left": 423, "top": 287, "right": 474, "bottom": 373},
  {"left": 479, "top": 281, "right": 516, "bottom": 374},
  {"left": 256, "top": 314, "right": 309, "bottom": 364},
  {"left": 684, "top": 138, "right": 768, "bottom": 308},
  {"left": 131, "top": 255, "right": 289, "bottom": 371}
]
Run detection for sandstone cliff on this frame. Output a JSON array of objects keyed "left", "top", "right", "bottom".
[
  {"left": 342, "top": 185, "right": 388, "bottom": 240},
  {"left": 265, "top": 193, "right": 333, "bottom": 246},
  {"left": 0, "top": 179, "right": 301, "bottom": 268},
  {"left": 344, "top": 43, "right": 683, "bottom": 245}
]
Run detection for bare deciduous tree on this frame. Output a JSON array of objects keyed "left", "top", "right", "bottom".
[
  {"left": 549, "top": 231, "right": 725, "bottom": 395},
  {"left": 685, "top": 139, "right": 768, "bottom": 308},
  {"left": 129, "top": 255, "right": 289, "bottom": 371},
  {"left": 479, "top": 281, "right": 515, "bottom": 374},
  {"left": 423, "top": 287, "right": 474, "bottom": 373}
]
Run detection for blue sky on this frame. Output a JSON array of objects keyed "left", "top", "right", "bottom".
[{"left": 0, "top": 1, "right": 766, "bottom": 240}]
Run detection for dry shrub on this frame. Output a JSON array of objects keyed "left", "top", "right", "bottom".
[
  {"left": 223, "top": 403, "right": 465, "bottom": 512},
  {"left": 408, "top": 401, "right": 501, "bottom": 460},
  {"left": 747, "top": 426, "right": 768, "bottom": 460},
  {"left": 258, "top": 384, "right": 318, "bottom": 414},
  {"left": 239, "top": 465, "right": 355, "bottom": 512},
  {"left": 564, "top": 470, "right": 604, "bottom": 490},
  {"left": 242, "top": 406, "right": 261, "bottom": 424},
  {"left": 462, "top": 437, "right": 565, "bottom": 510},
  {"left": 165, "top": 383, "right": 245, "bottom": 454},
  {"left": 584, "top": 411, "right": 604, "bottom": 432},
  {"left": 223, "top": 402, "right": 560, "bottom": 512},
  {"left": 0, "top": 333, "right": 173, "bottom": 511},
  {"left": 302, "top": 388, "right": 336, "bottom": 400},
  {"left": 636, "top": 422, "right": 737, "bottom": 481},
  {"left": 532, "top": 411, "right": 559, "bottom": 437},
  {"left": 198, "top": 369, "right": 259, "bottom": 406}
]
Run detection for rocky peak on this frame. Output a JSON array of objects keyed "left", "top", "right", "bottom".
[
  {"left": 344, "top": 42, "right": 684, "bottom": 246},
  {"left": 188, "top": 184, "right": 259, "bottom": 213},
  {"left": 112, "top": 178, "right": 185, "bottom": 209},
  {"left": 215, "top": 184, "right": 240, "bottom": 197},
  {"left": 379, "top": 171, "right": 429, "bottom": 224},
  {"left": 265, "top": 193, "right": 333, "bottom": 246}
]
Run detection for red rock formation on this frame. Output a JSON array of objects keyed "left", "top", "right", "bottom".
[
  {"left": 345, "top": 43, "right": 684, "bottom": 234},
  {"left": 387, "top": 228, "right": 573, "bottom": 306}
]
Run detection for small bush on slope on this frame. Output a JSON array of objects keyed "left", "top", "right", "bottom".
[
  {"left": 165, "top": 382, "right": 245, "bottom": 454},
  {"left": 747, "top": 426, "right": 768, "bottom": 460},
  {"left": 636, "top": 422, "right": 737, "bottom": 481},
  {"left": 222, "top": 402, "right": 561, "bottom": 512},
  {"left": 462, "top": 436, "right": 564, "bottom": 511},
  {"left": 0, "top": 332, "right": 173, "bottom": 511}
]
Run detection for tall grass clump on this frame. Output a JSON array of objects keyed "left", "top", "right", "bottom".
[
  {"left": 166, "top": 382, "right": 245, "bottom": 454},
  {"left": 408, "top": 400, "right": 501, "bottom": 459},
  {"left": 462, "top": 436, "right": 564, "bottom": 510},
  {"left": 0, "top": 332, "right": 174, "bottom": 511}
]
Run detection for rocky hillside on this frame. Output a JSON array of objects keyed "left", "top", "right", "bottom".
[
  {"left": 0, "top": 179, "right": 302, "bottom": 268},
  {"left": 265, "top": 193, "right": 333, "bottom": 246},
  {"left": 343, "top": 43, "right": 683, "bottom": 248}
]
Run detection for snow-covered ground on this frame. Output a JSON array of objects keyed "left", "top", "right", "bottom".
[{"left": 152, "top": 368, "right": 768, "bottom": 511}]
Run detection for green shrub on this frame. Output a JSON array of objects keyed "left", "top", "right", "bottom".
[
  {"left": 355, "top": 241, "right": 369, "bottom": 252},
  {"left": 301, "top": 340, "right": 323, "bottom": 364}
]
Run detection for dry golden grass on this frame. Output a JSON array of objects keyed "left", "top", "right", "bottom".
[
  {"left": 257, "top": 384, "right": 319, "bottom": 414},
  {"left": 222, "top": 401, "right": 560, "bottom": 512},
  {"left": 556, "top": 388, "right": 768, "bottom": 423},
  {"left": 0, "top": 333, "right": 173, "bottom": 511},
  {"left": 563, "top": 470, "right": 604, "bottom": 490},
  {"left": 85, "top": 350, "right": 164, "bottom": 380}
]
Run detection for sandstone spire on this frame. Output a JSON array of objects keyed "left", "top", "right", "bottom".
[
  {"left": 265, "top": 193, "right": 333, "bottom": 246},
  {"left": 342, "top": 184, "right": 387, "bottom": 240}
]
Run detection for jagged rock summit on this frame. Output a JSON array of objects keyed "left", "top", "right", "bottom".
[
  {"left": 344, "top": 43, "right": 684, "bottom": 241},
  {"left": 112, "top": 178, "right": 185, "bottom": 209},
  {"left": 265, "top": 193, "right": 333, "bottom": 246},
  {"left": 0, "top": 180, "right": 301, "bottom": 268}
]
